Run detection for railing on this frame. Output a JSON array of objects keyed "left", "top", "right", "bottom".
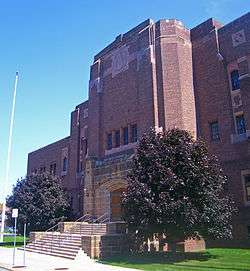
[
  {"left": 93, "top": 212, "right": 110, "bottom": 223},
  {"left": 66, "top": 212, "right": 110, "bottom": 235},
  {"left": 74, "top": 213, "right": 94, "bottom": 223},
  {"left": 45, "top": 223, "right": 60, "bottom": 232},
  {"left": 28, "top": 212, "right": 111, "bottom": 257}
]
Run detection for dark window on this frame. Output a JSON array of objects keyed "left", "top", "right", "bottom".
[
  {"left": 210, "top": 121, "right": 220, "bottom": 141},
  {"left": 115, "top": 130, "right": 120, "bottom": 147},
  {"left": 50, "top": 163, "right": 56, "bottom": 175},
  {"left": 40, "top": 166, "right": 46, "bottom": 173},
  {"left": 247, "top": 226, "right": 250, "bottom": 238},
  {"left": 244, "top": 175, "right": 250, "bottom": 202},
  {"left": 230, "top": 70, "right": 240, "bottom": 90},
  {"left": 236, "top": 114, "right": 246, "bottom": 134},
  {"left": 131, "top": 124, "right": 138, "bottom": 143},
  {"left": 123, "top": 127, "right": 129, "bottom": 145},
  {"left": 107, "top": 133, "right": 112, "bottom": 150},
  {"left": 63, "top": 157, "right": 68, "bottom": 172},
  {"left": 85, "top": 139, "right": 88, "bottom": 155},
  {"left": 81, "top": 138, "right": 88, "bottom": 156}
]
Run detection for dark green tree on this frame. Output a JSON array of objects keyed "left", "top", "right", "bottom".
[
  {"left": 122, "top": 129, "right": 236, "bottom": 251},
  {"left": 6, "top": 173, "right": 71, "bottom": 233}
]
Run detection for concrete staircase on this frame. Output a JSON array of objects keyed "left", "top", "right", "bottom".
[
  {"left": 19, "top": 232, "right": 82, "bottom": 259},
  {"left": 19, "top": 222, "right": 108, "bottom": 260}
]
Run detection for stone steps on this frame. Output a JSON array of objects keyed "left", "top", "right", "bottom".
[
  {"left": 20, "top": 222, "right": 108, "bottom": 259},
  {"left": 33, "top": 240, "right": 81, "bottom": 249},
  {"left": 19, "top": 246, "right": 77, "bottom": 260}
]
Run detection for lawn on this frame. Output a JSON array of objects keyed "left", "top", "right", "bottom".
[
  {"left": 101, "top": 248, "right": 250, "bottom": 271},
  {"left": 0, "top": 235, "right": 28, "bottom": 248}
]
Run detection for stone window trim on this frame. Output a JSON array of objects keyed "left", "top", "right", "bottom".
[
  {"left": 232, "top": 29, "right": 246, "bottom": 47},
  {"left": 241, "top": 170, "right": 250, "bottom": 206},
  {"left": 234, "top": 112, "right": 246, "bottom": 135}
]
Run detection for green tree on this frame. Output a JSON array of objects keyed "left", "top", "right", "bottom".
[
  {"left": 122, "top": 129, "right": 236, "bottom": 251},
  {"left": 6, "top": 173, "right": 71, "bottom": 233}
]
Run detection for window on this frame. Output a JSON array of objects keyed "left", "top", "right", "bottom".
[
  {"left": 123, "top": 127, "right": 129, "bottom": 145},
  {"left": 62, "top": 157, "right": 68, "bottom": 172},
  {"left": 247, "top": 226, "right": 250, "bottom": 238},
  {"left": 40, "top": 166, "right": 46, "bottom": 173},
  {"left": 236, "top": 114, "right": 246, "bottom": 134},
  {"left": 244, "top": 175, "right": 250, "bottom": 202},
  {"left": 85, "top": 139, "right": 88, "bottom": 155},
  {"left": 210, "top": 121, "right": 220, "bottom": 141},
  {"left": 50, "top": 163, "right": 56, "bottom": 175},
  {"left": 131, "top": 124, "right": 138, "bottom": 143},
  {"left": 115, "top": 130, "right": 120, "bottom": 147},
  {"left": 107, "top": 133, "right": 112, "bottom": 150},
  {"left": 230, "top": 70, "right": 240, "bottom": 90},
  {"left": 81, "top": 138, "right": 88, "bottom": 156}
]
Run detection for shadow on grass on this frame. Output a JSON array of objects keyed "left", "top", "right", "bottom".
[{"left": 100, "top": 251, "right": 216, "bottom": 265}]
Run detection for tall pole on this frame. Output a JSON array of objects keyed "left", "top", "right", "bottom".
[
  {"left": 0, "top": 71, "right": 19, "bottom": 243},
  {"left": 12, "top": 216, "right": 17, "bottom": 266},
  {"left": 23, "top": 223, "right": 26, "bottom": 266}
]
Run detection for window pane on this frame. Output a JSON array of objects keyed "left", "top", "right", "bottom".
[
  {"left": 131, "top": 124, "right": 138, "bottom": 143},
  {"left": 63, "top": 157, "right": 68, "bottom": 172},
  {"left": 107, "top": 133, "right": 112, "bottom": 150},
  {"left": 123, "top": 127, "right": 128, "bottom": 145},
  {"left": 115, "top": 130, "right": 120, "bottom": 147},
  {"left": 231, "top": 70, "right": 240, "bottom": 90},
  {"left": 210, "top": 121, "right": 220, "bottom": 141},
  {"left": 236, "top": 115, "right": 246, "bottom": 134}
]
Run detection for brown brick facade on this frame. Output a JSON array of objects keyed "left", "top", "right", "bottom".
[{"left": 27, "top": 13, "right": 250, "bottom": 240}]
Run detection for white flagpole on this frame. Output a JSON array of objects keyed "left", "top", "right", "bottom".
[{"left": 0, "top": 71, "right": 19, "bottom": 243}]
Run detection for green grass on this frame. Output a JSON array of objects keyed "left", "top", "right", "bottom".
[
  {"left": 100, "top": 248, "right": 250, "bottom": 271},
  {"left": 0, "top": 235, "right": 28, "bottom": 248}
]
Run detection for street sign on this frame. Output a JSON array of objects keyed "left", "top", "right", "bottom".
[{"left": 12, "top": 209, "right": 18, "bottom": 218}]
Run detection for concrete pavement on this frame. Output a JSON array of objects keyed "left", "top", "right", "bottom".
[{"left": 0, "top": 248, "right": 137, "bottom": 271}]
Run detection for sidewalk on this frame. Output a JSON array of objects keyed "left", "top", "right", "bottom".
[{"left": 0, "top": 248, "right": 137, "bottom": 271}]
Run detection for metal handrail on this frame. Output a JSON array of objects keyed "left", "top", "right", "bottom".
[
  {"left": 74, "top": 213, "right": 93, "bottom": 223},
  {"left": 45, "top": 223, "right": 60, "bottom": 232},
  {"left": 93, "top": 212, "right": 110, "bottom": 223}
]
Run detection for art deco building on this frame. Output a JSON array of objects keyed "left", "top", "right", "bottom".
[{"left": 27, "top": 12, "right": 250, "bottom": 240}]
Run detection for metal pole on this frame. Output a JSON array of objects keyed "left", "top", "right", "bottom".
[
  {"left": 12, "top": 217, "right": 17, "bottom": 266},
  {"left": 0, "top": 72, "right": 19, "bottom": 243},
  {"left": 23, "top": 223, "right": 26, "bottom": 266}
]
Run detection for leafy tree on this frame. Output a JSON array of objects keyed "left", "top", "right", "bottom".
[
  {"left": 6, "top": 173, "right": 71, "bottom": 233},
  {"left": 122, "top": 129, "right": 236, "bottom": 251}
]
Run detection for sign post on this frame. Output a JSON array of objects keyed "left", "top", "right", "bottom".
[
  {"left": 23, "top": 222, "right": 26, "bottom": 266},
  {"left": 12, "top": 208, "right": 18, "bottom": 266}
]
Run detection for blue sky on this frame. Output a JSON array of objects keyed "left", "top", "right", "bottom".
[{"left": 0, "top": 0, "right": 248, "bottom": 201}]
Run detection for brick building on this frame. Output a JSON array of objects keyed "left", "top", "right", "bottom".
[{"left": 27, "top": 13, "right": 250, "bottom": 240}]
